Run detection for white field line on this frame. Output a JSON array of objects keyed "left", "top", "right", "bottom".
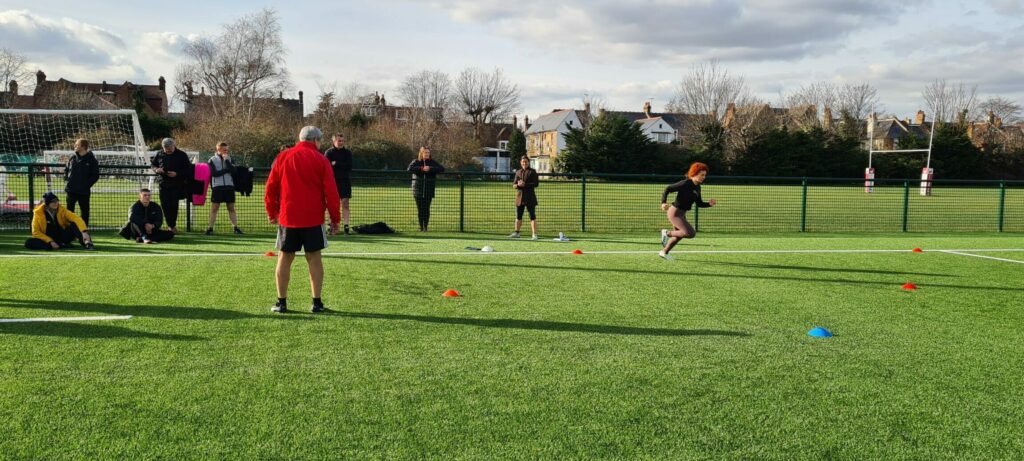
[
  {"left": 1, "top": 248, "right": 1024, "bottom": 259},
  {"left": 0, "top": 315, "right": 133, "bottom": 323},
  {"left": 940, "top": 250, "right": 1024, "bottom": 265}
]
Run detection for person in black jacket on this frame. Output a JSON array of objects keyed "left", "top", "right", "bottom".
[
  {"left": 659, "top": 162, "right": 717, "bottom": 260},
  {"left": 407, "top": 147, "right": 445, "bottom": 232},
  {"left": 119, "top": 189, "right": 174, "bottom": 243},
  {"left": 205, "top": 142, "right": 243, "bottom": 235},
  {"left": 324, "top": 133, "right": 353, "bottom": 234},
  {"left": 150, "top": 137, "right": 191, "bottom": 233},
  {"left": 509, "top": 156, "right": 540, "bottom": 239},
  {"left": 64, "top": 138, "right": 100, "bottom": 224}
]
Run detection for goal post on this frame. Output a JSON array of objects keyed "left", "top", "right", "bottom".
[
  {"left": 866, "top": 120, "right": 936, "bottom": 196},
  {"left": 0, "top": 109, "right": 152, "bottom": 192}
]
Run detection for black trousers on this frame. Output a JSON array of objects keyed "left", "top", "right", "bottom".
[
  {"left": 160, "top": 186, "right": 182, "bottom": 229},
  {"left": 129, "top": 223, "right": 175, "bottom": 242},
  {"left": 415, "top": 197, "right": 433, "bottom": 230},
  {"left": 25, "top": 223, "right": 84, "bottom": 250},
  {"left": 66, "top": 192, "right": 91, "bottom": 224}
]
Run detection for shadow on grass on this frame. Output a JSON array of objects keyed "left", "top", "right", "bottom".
[
  {"left": 329, "top": 311, "right": 750, "bottom": 337},
  {"left": 335, "top": 256, "right": 1023, "bottom": 292},
  {"left": 702, "top": 260, "right": 957, "bottom": 277},
  {"left": 0, "top": 321, "right": 203, "bottom": 340},
  {"left": 0, "top": 298, "right": 308, "bottom": 321}
]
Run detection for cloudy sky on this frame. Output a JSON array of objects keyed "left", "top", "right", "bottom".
[{"left": 2, "top": 0, "right": 1022, "bottom": 120}]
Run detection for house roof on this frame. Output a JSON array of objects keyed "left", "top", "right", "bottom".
[
  {"left": 636, "top": 117, "right": 675, "bottom": 133},
  {"left": 525, "top": 109, "right": 575, "bottom": 134}
]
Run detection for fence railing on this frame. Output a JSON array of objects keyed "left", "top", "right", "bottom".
[{"left": 1, "top": 163, "right": 1021, "bottom": 234}]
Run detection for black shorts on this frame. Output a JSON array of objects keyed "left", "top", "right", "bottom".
[
  {"left": 275, "top": 225, "right": 328, "bottom": 253},
  {"left": 336, "top": 180, "right": 352, "bottom": 199},
  {"left": 516, "top": 204, "right": 536, "bottom": 220},
  {"left": 211, "top": 186, "right": 236, "bottom": 203}
]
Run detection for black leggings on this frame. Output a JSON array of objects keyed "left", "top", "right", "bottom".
[
  {"left": 25, "top": 223, "right": 84, "bottom": 250},
  {"left": 66, "top": 192, "right": 91, "bottom": 224},
  {"left": 415, "top": 197, "right": 432, "bottom": 230},
  {"left": 160, "top": 187, "right": 182, "bottom": 229},
  {"left": 516, "top": 204, "right": 536, "bottom": 220}
]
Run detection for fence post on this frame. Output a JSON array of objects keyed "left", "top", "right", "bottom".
[
  {"left": 580, "top": 174, "right": 587, "bottom": 232},
  {"left": 459, "top": 175, "right": 465, "bottom": 233},
  {"left": 997, "top": 181, "right": 1006, "bottom": 232},
  {"left": 800, "top": 178, "right": 808, "bottom": 232},
  {"left": 185, "top": 198, "right": 193, "bottom": 232},
  {"left": 694, "top": 203, "right": 700, "bottom": 232},
  {"left": 27, "top": 164, "right": 36, "bottom": 231},
  {"left": 902, "top": 180, "right": 910, "bottom": 232}
]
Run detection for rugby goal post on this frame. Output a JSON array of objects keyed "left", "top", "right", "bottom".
[{"left": 866, "top": 120, "right": 936, "bottom": 196}]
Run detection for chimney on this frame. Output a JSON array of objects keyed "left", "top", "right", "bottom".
[
  {"left": 185, "top": 81, "right": 194, "bottom": 98},
  {"left": 822, "top": 106, "right": 833, "bottom": 130},
  {"left": 158, "top": 76, "right": 166, "bottom": 91},
  {"left": 298, "top": 91, "right": 304, "bottom": 106},
  {"left": 584, "top": 102, "right": 591, "bottom": 114},
  {"left": 915, "top": 110, "right": 925, "bottom": 125},
  {"left": 524, "top": 115, "right": 530, "bottom": 130},
  {"left": 643, "top": 101, "right": 652, "bottom": 118},
  {"left": 723, "top": 103, "right": 736, "bottom": 128},
  {"left": 279, "top": 91, "right": 283, "bottom": 99},
  {"left": 102, "top": 81, "right": 108, "bottom": 92},
  {"left": 512, "top": 115, "right": 518, "bottom": 129},
  {"left": 599, "top": 108, "right": 607, "bottom": 117},
  {"left": 987, "top": 111, "right": 996, "bottom": 124},
  {"left": 8, "top": 80, "right": 17, "bottom": 95},
  {"left": 380, "top": 93, "right": 386, "bottom": 107},
  {"left": 995, "top": 116, "right": 1003, "bottom": 128},
  {"left": 36, "top": 70, "right": 46, "bottom": 85}
]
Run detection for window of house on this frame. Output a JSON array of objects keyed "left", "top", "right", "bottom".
[{"left": 498, "top": 140, "right": 508, "bottom": 150}]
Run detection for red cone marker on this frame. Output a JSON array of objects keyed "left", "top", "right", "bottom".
[
  {"left": 912, "top": 248, "right": 923, "bottom": 253},
  {"left": 442, "top": 289, "right": 461, "bottom": 298},
  {"left": 902, "top": 282, "right": 918, "bottom": 291},
  {"left": 264, "top": 251, "right": 276, "bottom": 257},
  {"left": 572, "top": 249, "right": 584, "bottom": 255}
]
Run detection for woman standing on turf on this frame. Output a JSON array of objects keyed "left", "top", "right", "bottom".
[
  {"left": 408, "top": 147, "right": 445, "bottom": 231},
  {"left": 659, "top": 162, "right": 716, "bottom": 259}
]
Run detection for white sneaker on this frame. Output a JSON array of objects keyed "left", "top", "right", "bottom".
[
  {"left": 508, "top": 232, "right": 520, "bottom": 239},
  {"left": 658, "top": 250, "right": 674, "bottom": 261},
  {"left": 660, "top": 229, "right": 668, "bottom": 246},
  {"left": 531, "top": 234, "right": 539, "bottom": 240}
]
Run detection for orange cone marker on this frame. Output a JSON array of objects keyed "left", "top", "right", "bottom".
[
  {"left": 264, "top": 251, "right": 276, "bottom": 257},
  {"left": 912, "top": 248, "right": 923, "bottom": 253},
  {"left": 442, "top": 289, "right": 461, "bottom": 297},
  {"left": 572, "top": 249, "right": 584, "bottom": 255},
  {"left": 902, "top": 282, "right": 918, "bottom": 291}
]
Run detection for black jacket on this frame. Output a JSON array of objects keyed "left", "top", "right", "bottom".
[
  {"left": 514, "top": 167, "right": 539, "bottom": 206},
  {"left": 233, "top": 166, "right": 254, "bottom": 196},
  {"left": 64, "top": 151, "right": 100, "bottom": 195},
  {"left": 129, "top": 201, "right": 164, "bottom": 230},
  {"left": 407, "top": 159, "right": 446, "bottom": 199},
  {"left": 662, "top": 178, "right": 711, "bottom": 211},
  {"left": 151, "top": 148, "right": 192, "bottom": 191},
  {"left": 324, "top": 147, "right": 353, "bottom": 183}
]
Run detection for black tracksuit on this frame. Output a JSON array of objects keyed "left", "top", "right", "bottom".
[
  {"left": 126, "top": 201, "right": 174, "bottom": 242},
  {"left": 662, "top": 178, "right": 711, "bottom": 211},
  {"left": 64, "top": 151, "right": 100, "bottom": 224},
  {"left": 407, "top": 159, "right": 446, "bottom": 230},
  {"left": 151, "top": 149, "right": 192, "bottom": 229},
  {"left": 324, "top": 147, "right": 353, "bottom": 198}
]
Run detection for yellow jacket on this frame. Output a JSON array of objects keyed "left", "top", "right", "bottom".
[{"left": 31, "top": 203, "right": 87, "bottom": 243}]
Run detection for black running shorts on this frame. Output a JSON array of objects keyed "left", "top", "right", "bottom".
[{"left": 275, "top": 225, "right": 328, "bottom": 253}]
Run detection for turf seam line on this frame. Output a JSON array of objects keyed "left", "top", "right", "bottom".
[
  {"left": 0, "top": 315, "right": 134, "bottom": 323},
  {"left": 939, "top": 250, "right": 1024, "bottom": 265}
]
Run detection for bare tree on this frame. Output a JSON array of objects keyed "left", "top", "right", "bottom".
[
  {"left": 399, "top": 69, "right": 452, "bottom": 123},
  {"left": 976, "top": 96, "right": 1021, "bottom": 124},
  {"left": 838, "top": 83, "right": 881, "bottom": 120},
  {"left": 922, "top": 79, "right": 978, "bottom": 123},
  {"left": 174, "top": 8, "right": 291, "bottom": 122},
  {"left": 783, "top": 81, "right": 838, "bottom": 116},
  {"left": 454, "top": 67, "right": 521, "bottom": 140},
  {"left": 0, "top": 47, "right": 34, "bottom": 106},
  {"left": 666, "top": 60, "right": 753, "bottom": 122}
]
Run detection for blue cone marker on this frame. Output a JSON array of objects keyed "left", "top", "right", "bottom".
[{"left": 808, "top": 327, "right": 833, "bottom": 338}]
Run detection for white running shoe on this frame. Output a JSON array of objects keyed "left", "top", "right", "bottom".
[
  {"left": 508, "top": 232, "right": 520, "bottom": 239},
  {"left": 531, "top": 234, "right": 539, "bottom": 240},
  {"left": 660, "top": 229, "right": 668, "bottom": 246},
  {"left": 658, "top": 250, "right": 674, "bottom": 261}
]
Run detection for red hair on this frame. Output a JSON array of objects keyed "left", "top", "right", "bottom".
[{"left": 687, "top": 162, "right": 709, "bottom": 178}]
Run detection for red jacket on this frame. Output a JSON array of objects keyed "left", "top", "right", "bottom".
[{"left": 264, "top": 141, "right": 341, "bottom": 228}]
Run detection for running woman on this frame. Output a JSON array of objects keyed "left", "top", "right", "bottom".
[{"left": 659, "top": 162, "right": 716, "bottom": 260}]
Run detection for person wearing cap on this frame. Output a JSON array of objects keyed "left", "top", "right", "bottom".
[
  {"left": 25, "top": 192, "right": 95, "bottom": 250},
  {"left": 151, "top": 137, "right": 191, "bottom": 233},
  {"left": 264, "top": 125, "right": 341, "bottom": 314}
]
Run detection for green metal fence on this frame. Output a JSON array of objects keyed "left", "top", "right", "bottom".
[{"left": 1, "top": 163, "right": 1021, "bottom": 234}]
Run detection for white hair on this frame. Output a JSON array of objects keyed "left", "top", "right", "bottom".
[
  {"left": 161, "top": 138, "right": 176, "bottom": 148},
  {"left": 298, "top": 126, "right": 323, "bottom": 142}
]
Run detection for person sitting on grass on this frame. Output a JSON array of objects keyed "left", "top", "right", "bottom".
[
  {"left": 119, "top": 189, "right": 174, "bottom": 244},
  {"left": 25, "top": 192, "right": 95, "bottom": 250}
]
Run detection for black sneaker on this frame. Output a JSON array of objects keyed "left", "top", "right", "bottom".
[
  {"left": 271, "top": 301, "right": 288, "bottom": 313},
  {"left": 84, "top": 242, "right": 96, "bottom": 251},
  {"left": 205, "top": 228, "right": 213, "bottom": 235},
  {"left": 233, "top": 227, "right": 244, "bottom": 235},
  {"left": 343, "top": 225, "right": 350, "bottom": 235},
  {"left": 311, "top": 303, "right": 325, "bottom": 313}
]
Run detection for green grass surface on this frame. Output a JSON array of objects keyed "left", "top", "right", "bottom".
[
  {"left": 2, "top": 231, "right": 1023, "bottom": 459},
  {"left": 3, "top": 173, "right": 1023, "bottom": 234}
]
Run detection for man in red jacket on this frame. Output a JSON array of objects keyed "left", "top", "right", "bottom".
[{"left": 264, "top": 126, "right": 341, "bottom": 313}]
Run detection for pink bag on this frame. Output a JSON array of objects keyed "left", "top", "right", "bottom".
[{"left": 192, "top": 162, "right": 211, "bottom": 206}]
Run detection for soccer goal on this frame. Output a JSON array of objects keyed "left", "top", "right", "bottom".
[
  {"left": 0, "top": 109, "right": 151, "bottom": 191},
  {"left": 865, "top": 119, "right": 936, "bottom": 196}
]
